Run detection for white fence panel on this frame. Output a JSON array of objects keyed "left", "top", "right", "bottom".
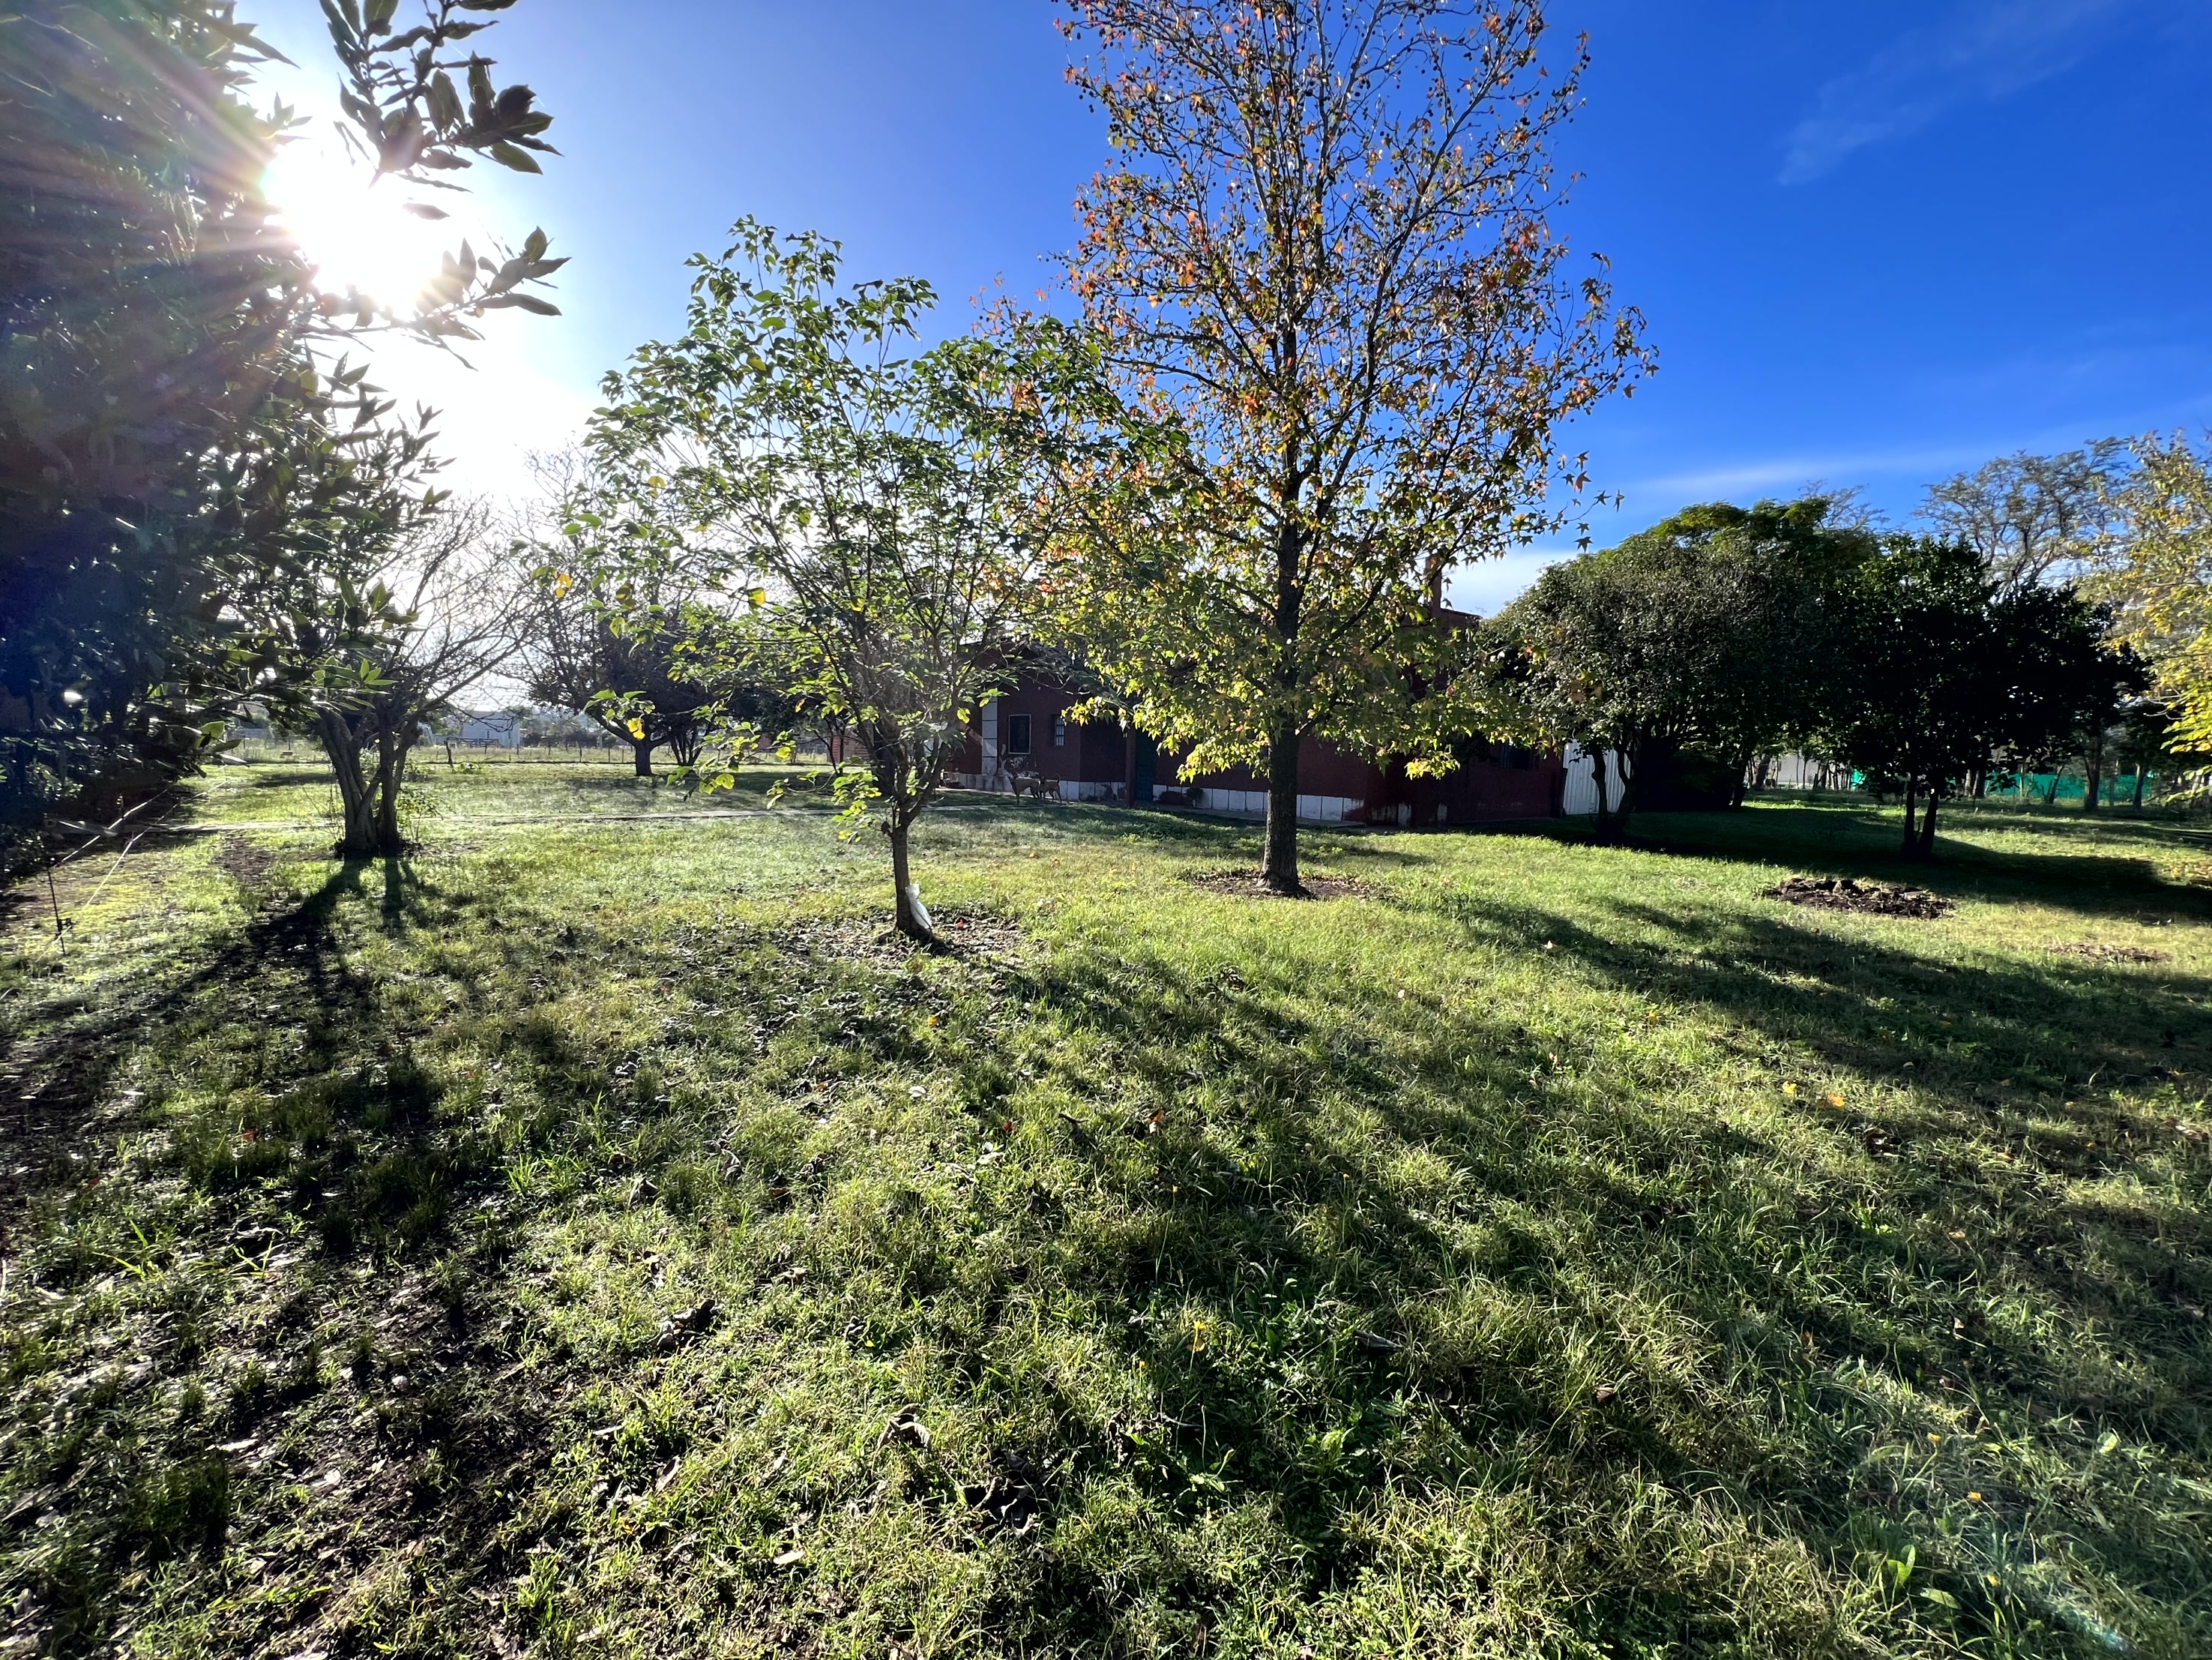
[{"left": 1560, "top": 743, "right": 1620, "bottom": 816}]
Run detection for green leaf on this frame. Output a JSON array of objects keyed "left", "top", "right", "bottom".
[
  {"left": 427, "top": 70, "right": 464, "bottom": 130},
  {"left": 489, "top": 141, "right": 542, "bottom": 174}
]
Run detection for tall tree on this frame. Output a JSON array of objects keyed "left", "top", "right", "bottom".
[
  {"left": 588, "top": 223, "right": 1066, "bottom": 942},
  {"left": 1920, "top": 442, "right": 2126, "bottom": 596},
  {"left": 1049, "top": 0, "right": 1648, "bottom": 893}
]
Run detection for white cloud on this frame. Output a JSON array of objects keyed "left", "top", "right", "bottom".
[
  {"left": 1633, "top": 445, "right": 1988, "bottom": 500},
  {"left": 1781, "top": 0, "right": 2132, "bottom": 184}
]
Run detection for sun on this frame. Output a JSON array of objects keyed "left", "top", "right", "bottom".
[{"left": 262, "top": 136, "right": 466, "bottom": 313}]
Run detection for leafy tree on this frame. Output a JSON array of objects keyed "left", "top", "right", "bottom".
[
  {"left": 1046, "top": 0, "right": 1649, "bottom": 893},
  {"left": 519, "top": 570, "right": 720, "bottom": 777},
  {"left": 0, "top": 0, "right": 560, "bottom": 847},
  {"left": 308, "top": 499, "right": 524, "bottom": 855},
  {"left": 2085, "top": 433, "right": 2212, "bottom": 787},
  {"left": 232, "top": 406, "right": 525, "bottom": 854},
  {"left": 1475, "top": 498, "right": 1874, "bottom": 837},
  {"left": 1824, "top": 538, "right": 2139, "bottom": 858},
  {"left": 588, "top": 223, "right": 1065, "bottom": 942},
  {"left": 1920, "top": 442, "right": 2126, "bottom": 596}
]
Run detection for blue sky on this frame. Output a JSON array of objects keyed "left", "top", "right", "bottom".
[{"left": 255, "top": 0, "right": 2212, "bottom": 612}]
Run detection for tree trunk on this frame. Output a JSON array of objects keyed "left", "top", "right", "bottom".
[
  {"left": 318, "top": 709, "right": 381, "bottom": 857},
  {"left": 2133, "top": 767, "right": 2147, "bottom": 809},
  {"left": 631, "top": 737, "right": 655, "bottom": 778},
  {"left": 1261, "top": 718, "right": 1302, "bottom": 893},
  {"left": 1917, "top": 790, "right": 1941, "bottom": 860},
  {"left": 1588, "top": 747, "right": 1620, "bottom": 843},
  {"left": 2082, "top": 728, "right": 2105, "bottom": 814},
  {"left": 1612, "top": 741, "right": 1642, "bottom": 836},
  {"left": 1900, "top": 781, "right": 1919, "bottom": 857},
  {"left": 369, "top": 724, "right": 409, "bottom": 855},
  {"left": 669, "top": 720, "right": 704, "bottom": 769},
  {"left": 888, "top": 814, "right": 934, "bottom": 944}
]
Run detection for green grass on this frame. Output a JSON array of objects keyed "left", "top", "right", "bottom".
[
  {"left": 2, "top": 766, "right": 2208, "bottom": 1659},
  {"left": 181, "top": 754, "right": 831, "bottom": 830}
]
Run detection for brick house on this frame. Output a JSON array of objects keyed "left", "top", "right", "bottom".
[{"left": 954, "top": 653, "right": 1564, "bottom": 827}]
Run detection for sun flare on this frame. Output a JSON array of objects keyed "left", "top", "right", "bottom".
[{"left": 262, "top": 137, "right": 468, "bottom": 311}]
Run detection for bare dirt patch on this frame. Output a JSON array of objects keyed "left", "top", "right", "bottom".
[
  {"left": 2046, "top": 942, "right": 2172, "bottom": 964},
  {"left": 784, "top": 909, "right": 1030, "bottom": 968},
  {"left": 1765, "top": 875, "right": 1955, "bottom": 919},
  {"left": 214, "top": 833, "right": 278, "bottom": 888},
  {"left": 1183, "top": 867, "right": 1378, "bottom": 901}
]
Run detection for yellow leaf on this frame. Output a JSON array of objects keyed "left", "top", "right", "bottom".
[
  {"left": 1782, "top": 1082, "right": 1799, "bottom": 1096},
  {"left": 626, "top": 718, "right": 646, "bottom": 741},
  {"left": 1826, "top": 1092, "right": 1845, "bottom": 1108}
]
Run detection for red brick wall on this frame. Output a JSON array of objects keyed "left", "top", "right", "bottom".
[{"left": 962, "top": 664, "right": 1561, "bottom": 821}]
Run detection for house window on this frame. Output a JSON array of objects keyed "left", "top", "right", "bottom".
[
  {"left": 1005, "top": 713, "right": 1032, "bottom": 755},
  {"left": 1053, "top": 716, "right": 1067, "bottom": 748}
]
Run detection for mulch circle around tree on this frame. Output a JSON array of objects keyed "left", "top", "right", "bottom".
[
  {"left": 1764, "top": 875, "right": 1955, "bottom": 918},
  {"left": 1183, "top": 867, "right": 1377, "bottom": 900},
  {"left": 2046, "top": 942, "right": 2172, "bottom": 964}
]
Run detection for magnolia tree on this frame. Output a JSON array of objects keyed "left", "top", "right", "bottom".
[
  {"left": 1475, "top": 499, "right": 1878, "bottom": 837},
  {"left": 588, "top": 223, "right": 1073, "bottom": 942},
  {"left": 1043, "top": 0, "right": 1650, "bottom": 892}
]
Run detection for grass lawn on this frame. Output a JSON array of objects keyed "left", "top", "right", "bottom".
[{"left": 2, "top": 766, "right": 2208, "bottom": 1659}]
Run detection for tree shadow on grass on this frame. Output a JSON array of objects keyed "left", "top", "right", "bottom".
[
  {"left": 9, "top": 827, "right": 2210, "bottom": 1659},
  {"left": 1492, "top": 801, "right": 2212, "bottom": 926},
  {"left": 995, "top": 931, "right": 2211, "bottom": 1656},
  {"left": 0, "top": 851, "right": 645, "bottom": 1656}
]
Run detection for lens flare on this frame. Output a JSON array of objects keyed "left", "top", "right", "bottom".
[{"left": 262, "top": 136, "right": 466, "bottom": 313}]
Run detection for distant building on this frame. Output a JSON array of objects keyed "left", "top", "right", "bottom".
[
  {"left": 451, "top": 710, "right": 523, "bottom": 748},
  {"left": 954, "top": 655, "right": 1566, "bottom": 826}
]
